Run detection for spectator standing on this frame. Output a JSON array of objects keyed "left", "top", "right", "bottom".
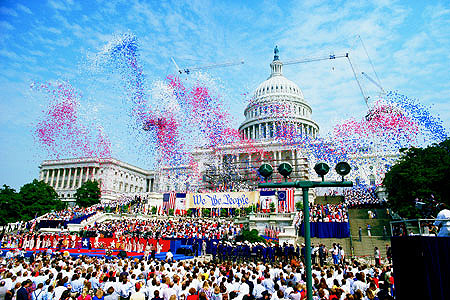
[
  {"left": 358, "top": 227, "right": 362, "bottom": 242},
  {"left": 166, "top": 249, "right": 174, "bottom": 263},
  {"left": 16, "top": 281, "right": 31, "bottom": 300},
  {"left": 0, "top": 281, "right": 7, "bottom": 300},
  {"left": 367, "top": 224, "right": 371, "bottom": 237},
  {"left": 374, "top": 247, "right": 381, "bottom": 267},
  {"left": 130, "top": 283, "right": 145, "bottom": 300},
  {"left": 386, "top": 245, "right": 392, "bottom": 264}
]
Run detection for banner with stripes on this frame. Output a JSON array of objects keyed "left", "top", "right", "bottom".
[
  {"left": 163, "top": 192, "right": 176, "bottom": 213},
  {"left": 277, "top": 189, "right": 295, "bottom": 212}
]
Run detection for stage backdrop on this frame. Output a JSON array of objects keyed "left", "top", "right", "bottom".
[
  {"left": 187, "top": 191, "right": 257, "bottom": 209},
  {"left": 299, "top": 222, "right": 350, "bottom": 238}
]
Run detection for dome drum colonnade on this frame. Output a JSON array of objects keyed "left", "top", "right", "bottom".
[{"left": 238, "top": 48, "right": 319, "bottom": 141}]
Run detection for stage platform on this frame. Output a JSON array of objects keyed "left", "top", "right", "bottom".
[{"left": 0, "top": 248, "right": 193, "bottom": 260}]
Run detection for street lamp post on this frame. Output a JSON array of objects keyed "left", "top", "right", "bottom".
[{"left": 258, "top": 161, "right": 353, "bottom": 300}]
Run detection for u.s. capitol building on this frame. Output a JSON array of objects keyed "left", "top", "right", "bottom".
[{"left": 39, "top": 48, "right": 389, "bottom": 203}]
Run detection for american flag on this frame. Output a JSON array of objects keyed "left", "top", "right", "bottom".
[
  {"left": 278, "top": 189, "right": 295, "bottom": 212},
  {"left": 163, "top": 192, "right": 177, "bottom": 214},
  {"left": 29, "top": 213, "right": 38, "bottom": 232}
]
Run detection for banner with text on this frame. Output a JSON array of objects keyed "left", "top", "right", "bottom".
[{"left": 187, "top": 191, "right": 257, "bottom": 209}]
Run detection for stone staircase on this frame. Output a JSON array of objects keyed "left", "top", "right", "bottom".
[
  {"left": 348, "top": 208, "right": 391, "bottom": 257},
  {"left": 295, "top": 206, "right": 392, "bottom": 260}
]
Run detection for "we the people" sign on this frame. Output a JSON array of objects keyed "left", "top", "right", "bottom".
[{"left": 187, "top": 191, "right": 257, "bottom": 208}]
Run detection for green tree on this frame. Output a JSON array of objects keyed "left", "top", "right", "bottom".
[
  {"left": 75, "top": 180, "right": 101, "bottom": 208},
  {"left": 295, "top": 200, "right": 303, "bottom": 211},
  {"left": 383, "top": 139, "right": 450, "bottom": 218},
  {"left": 19, "top": 179, "right": 65, "bottom": 221},
  {"left": 0, "top": 185, "right": 22, "bottom": 225},
  {"left": 151, "top": 206, "right": 157, "bottom": 214}
]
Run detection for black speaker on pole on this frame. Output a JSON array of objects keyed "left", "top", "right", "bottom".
[{"left": 391, "top": 236, "right": 449, "bottom": 300}]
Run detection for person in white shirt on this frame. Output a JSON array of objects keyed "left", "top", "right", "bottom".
[
  {"left": 166, "top": 249, "right": 174, "bottom": 263},
  {"left": 237, "top": 278, "right": 249, "bottom": 298},
  {"left": 130, "top": 283, "right": 146, "bottom": 300},
  {"left": 351, "top": 272, "right": 367, "bottom": 295},
  {"left": 262, "top": 274, "right": 275, "bottom": 294},
  {"left": 162, "top": 283, "right": 177, "bottom": 300},
  {"left": 53, "top": 281, "right": 67, "bottom": 300},
  {"left": 32, "top": 283, "right": 45, "bottom": 300}
]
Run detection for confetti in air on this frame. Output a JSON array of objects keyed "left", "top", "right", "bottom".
[
  {"left": 98, "top": 33, "right": 186, "bottom": 166},
  {"left": 32, "top": 81, "right": 112, "bottom": 159},
  {"left": 31, "top": 32, "right": 448, "bottom": 192}
]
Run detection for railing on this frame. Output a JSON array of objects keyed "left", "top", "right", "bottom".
[{"left": 390, "top": 218, "right": 450, "bottom": 237}]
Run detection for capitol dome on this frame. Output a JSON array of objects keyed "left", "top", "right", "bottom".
[{"left": 239, "top": 47, "right": 319, "bottom": 140}]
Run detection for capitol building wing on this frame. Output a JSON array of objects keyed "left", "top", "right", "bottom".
[{"left": 39, "top": 158, "right": 157, "bottom": 203}]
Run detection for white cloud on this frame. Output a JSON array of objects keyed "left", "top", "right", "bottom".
[
  {"left": 0, "top": 49, "right": 20, "bottom": 60},
  {"left": 47, "top": 0, "right": 80, "bottom": 11},
  {"left": 16, "top": 4, "right": 32, "bottom": 14},
  {"left": 0, "top": 21, "right": 14, "bottom": 31},
  {"left": 0, "top": 6, "right": 18, "bottom": 17}
]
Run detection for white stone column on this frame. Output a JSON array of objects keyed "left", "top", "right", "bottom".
[
  {"left": 72, "top": 168, "right": 78, "bottom": 189},
  {"left": 79, "top": 167, "right": 84, "bottom": 187},
  {"left": 54, "top": 169, "right": 60, "bottom": 189},
  {"left": 45, "top": 169, "right": 50, "bottom": 184},
  {"left": 61, "top": 168, "right": 66, "bottom": 189},
  {"left": 50, "top": 169, "right": 54, "bottom": 186},
  {"left": 39, "top": 171, "right": 44, "bottom": 181},
  {"left": 66, "top": 168, "right": 71, "bottom": 189}
]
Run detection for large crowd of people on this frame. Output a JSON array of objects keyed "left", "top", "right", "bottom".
[
  {"left": 0, "top": 245, "right": 395, "bottom": 300},
  {"left": 309, "top": 205, "right": 348, "bottom": 223},
  {"left": 343, "top": 188, "right": 383, "bottom": 209},
  {"left": 81, "top": 219, "right": 241, "bottom": 240},
  {"left": 0, "top": 186, "right": 400, "bottom": 300}
]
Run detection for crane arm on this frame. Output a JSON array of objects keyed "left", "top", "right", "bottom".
[
  {"left": 346, "top": 56, "right": 369, "bottom": 108},
  {"left": 362, "top": 72, "right": 385, "bottom": 93},
  {"left": 283, "top": 52, "right": 369, "bottom": 108},
  {"left": 184, "top": 60, "right": 244, "bottom": 73},
  {"left": 170, "top": 57, "right": 183, "bottom": 74},
  {"left": 283, "top": 53, "right": 349, "bottom": 65}
]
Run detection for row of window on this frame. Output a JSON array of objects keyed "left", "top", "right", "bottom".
[
  {"left": 243, "top": 122, "right": 317, "bottom": 139},
  {"left": 256, "top": 84, "right": 300, "bottom": 97},
  {"left": 246, "top": 103, "right": 311, "bottom": 119},
  {"left": 114, "top": 171, "right": 145, "bottom": 183},
  {"left": 114, "top": 181, "right": 144, "bottom": 193}
]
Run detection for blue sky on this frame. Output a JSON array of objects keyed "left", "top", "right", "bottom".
[{"left": 0, "top": 0, "right": 449, "bottom": 189}]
